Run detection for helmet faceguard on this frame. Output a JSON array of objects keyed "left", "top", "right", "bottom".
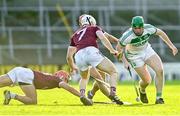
[
  {"left": 131, "top": 16, "right": 144, "bottom": 28},
  {"left": 79, "top": 14, "right": 96, "bottom": 26}
]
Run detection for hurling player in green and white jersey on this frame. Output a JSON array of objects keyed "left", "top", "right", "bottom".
[{"left": 117, "top": 16, "right": 178, "bottom": 104}]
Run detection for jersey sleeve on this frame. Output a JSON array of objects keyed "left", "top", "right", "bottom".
[
  {"left": 119, "top": 30, "right": 131, "bottom": 47},
  {"left": 69, "top": 36, "right": 76, "bottom": 46},
  {"left": 93, "top": 26, "right": 105, "bottom": 38},
  {"left": 144, "top": 24, "right": 157, "bottom": 35},
  {"left": 94, "top": 26, "right": 104, "bottom": 33}
]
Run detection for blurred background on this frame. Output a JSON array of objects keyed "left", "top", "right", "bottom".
[{"left": 0, "top": 0, "right": 179, "bottom": 81}]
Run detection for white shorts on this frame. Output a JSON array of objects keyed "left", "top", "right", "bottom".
[
  {"left": 75, "top": 46, "right": 105, "bottom": 71},
  {"left": 7, "top": 67, "right": 34, "bottom": 85},
  {"left": 125, "top": 44, "right": 156, "bottom": 68}
]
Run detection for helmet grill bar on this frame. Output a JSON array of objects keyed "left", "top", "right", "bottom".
[{"left": 86, "top": 17, "right": 91, "bottom": 25}]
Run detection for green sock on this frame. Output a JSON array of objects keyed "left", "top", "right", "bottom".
[{"left": 156, "top": 92, "right": 162, "bottom": 99}]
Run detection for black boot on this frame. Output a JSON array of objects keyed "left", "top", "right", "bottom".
[
  {"left": 109, "top": 95, "right": 123, "bottom": 105},
  {"left": 139, "top": 88, "right": 148, "bottom": 103},
  {"left": 80, "top": 96, "right": 93, "bottom": 106},
  {"left": 155, "top": 98, "right": 164, "bottom": 104}
]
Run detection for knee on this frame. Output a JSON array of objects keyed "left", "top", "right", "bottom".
[
  {"left": 30, "top": 101, "right": 37, "bottom": 105},
  {"left": 25, "top": 99, "right": 37, "bottom": 105},
  {"left": 141, "top": 78, "right": 151, "bottom": 85},
  {"left": 108, "top": 68, "right": 118, "bottom": 76},
  {"left": 32, "top": 100, "right": 37, "bottom": 105},
  {"left": 146, "top": 79, "right": 151, "bottom": 85},
  {"left": 31, "top": 99, "right": 37, "bottom": 104}
]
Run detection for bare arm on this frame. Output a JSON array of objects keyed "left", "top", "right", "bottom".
[
  {"left": 155, "top": 28, "right": 178, "bottom": 55},
  {"left": 96, "top": 30, "right": 117, "bottom": 54},
  {"left": 104, "top": 32, "right": 119, "bottom": 44},
  {"left": 59, "top": 82, "right": 80, "bottom": 97},
  {"left": 66, "top": 46, "right": 78, "bottom": 72},
  {"left": 116, "top": 43, "right": 124, "bottom": 60}
]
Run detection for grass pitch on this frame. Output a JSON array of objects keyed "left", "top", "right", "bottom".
[{"left": 0, "top": 81, "right": 179, "bottom": 116}]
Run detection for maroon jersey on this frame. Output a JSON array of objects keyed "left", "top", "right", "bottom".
[
  {"left": 33, "top": 71, "right": 62, "bottom": 89},
  {"left": 70, "top": 25, "right": 103, "bottom": 51}
]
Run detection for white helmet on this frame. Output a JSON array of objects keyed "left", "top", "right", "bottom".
[{"left": 79, "top": 14, "right": 96, "bottom": 26}]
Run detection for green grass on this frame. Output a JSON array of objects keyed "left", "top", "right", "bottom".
[{"left": 0, "top": 82, "right": 180, "bottom": 116}]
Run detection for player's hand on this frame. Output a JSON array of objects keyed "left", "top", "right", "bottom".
[
  {"left": 171, "top": 46, "right": 178, "bottom": 56},
  {"left": 111, "top": 50, "right": 119, "bottom": 57},
  {"left": 111, "top": 50, "right": 123, "bottom": 61},
  {"left": 116, "top": 52, "right": 123, "bottom": 62}
]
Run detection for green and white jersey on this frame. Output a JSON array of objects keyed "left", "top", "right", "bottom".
[{"left": 119, "top": 24, "right": 157, "bottom": 52}]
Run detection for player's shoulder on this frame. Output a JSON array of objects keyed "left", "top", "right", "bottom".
[
  {"left": 70, "top": 27, "right": 83, "bottom": 38},
  {"left": 124, "top": 28, "right": 133, "bottom": 34},
  {"left": 144, "top": 24, "right": 157, "bottom": 34},
  {"left": 34, "top": 70, "right": 52, "bottom": 76},
  {"left": 87, "top": 25, "right": 104, "bottom": 33},
  {"left": 144, "top": 24, "right": 156, "bottom": 29},
  {"left": 88, "top": 25, "right": 102, "bottom": 30},
  {"left": 121, "top": 28, "right": 133, "bottom": 40}
]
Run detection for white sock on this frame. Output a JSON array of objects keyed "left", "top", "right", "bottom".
[
  {"left": 156, "top": 96, "right": 162, "bottom": 100},
  {"left": 10, "top": 92, "right": 17, "bottom": 99},
  {"left": 139, "top": 87, "right": 146, "bottom": 94},
  {"left": 89, "top": 91, "right": 93, "bottom": 96}
]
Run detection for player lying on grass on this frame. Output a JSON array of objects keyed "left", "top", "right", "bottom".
[{"left": 0, "top": 67, "right": 81, "bottom": 105}]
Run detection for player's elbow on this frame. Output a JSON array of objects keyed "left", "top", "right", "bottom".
[
  {"left": 66, "top": 56, "right": 70, "bottom": 61},
  {"left": 59, "top": 81, "right": 66, "bottom": 88},
  {"left": 66, "top": 55, "right": 72, "bottom": 62}
]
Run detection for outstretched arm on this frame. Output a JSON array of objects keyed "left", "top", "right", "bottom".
[
  {"left": 116, "top": 43, "right": 124, "bottom": 61},
  {"left": 96, "top": 30, "right": 118, "bottom": 55},
  {"left": 59, "top": 82, "right": 80, "bottom": 97},
  {"left": 155, "top": 28, "right": 178, "bottom": 56},
  {"left": 104, "top": 32, "right": 119, "bottom": 44}
]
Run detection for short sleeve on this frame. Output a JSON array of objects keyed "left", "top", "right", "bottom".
[
  {"left": 70, "top": 36, "right": 76, "bottom": 46},
  {"left": 94, "top": 26, "right": 104, "bottom": 33},
  {"left": 119, "top": 29, "right": 133, "bottom": 47},
  {"left": 144, "top": 24, "right": 157, "bottom": 35},
  {"left": 119, "top": 38, "right": 126, "bottom": 47}
]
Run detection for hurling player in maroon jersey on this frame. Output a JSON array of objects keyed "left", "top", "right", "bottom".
[
  {"left": 67, "top": 14, "right": 123, "bottom": 105},
  {"left": 1, "top": 67, "right": 80, "bottom": 105}
]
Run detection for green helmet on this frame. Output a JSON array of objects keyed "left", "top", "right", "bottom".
[{"left": 131, "top": 16, "right": 144, "bottom": 28}]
